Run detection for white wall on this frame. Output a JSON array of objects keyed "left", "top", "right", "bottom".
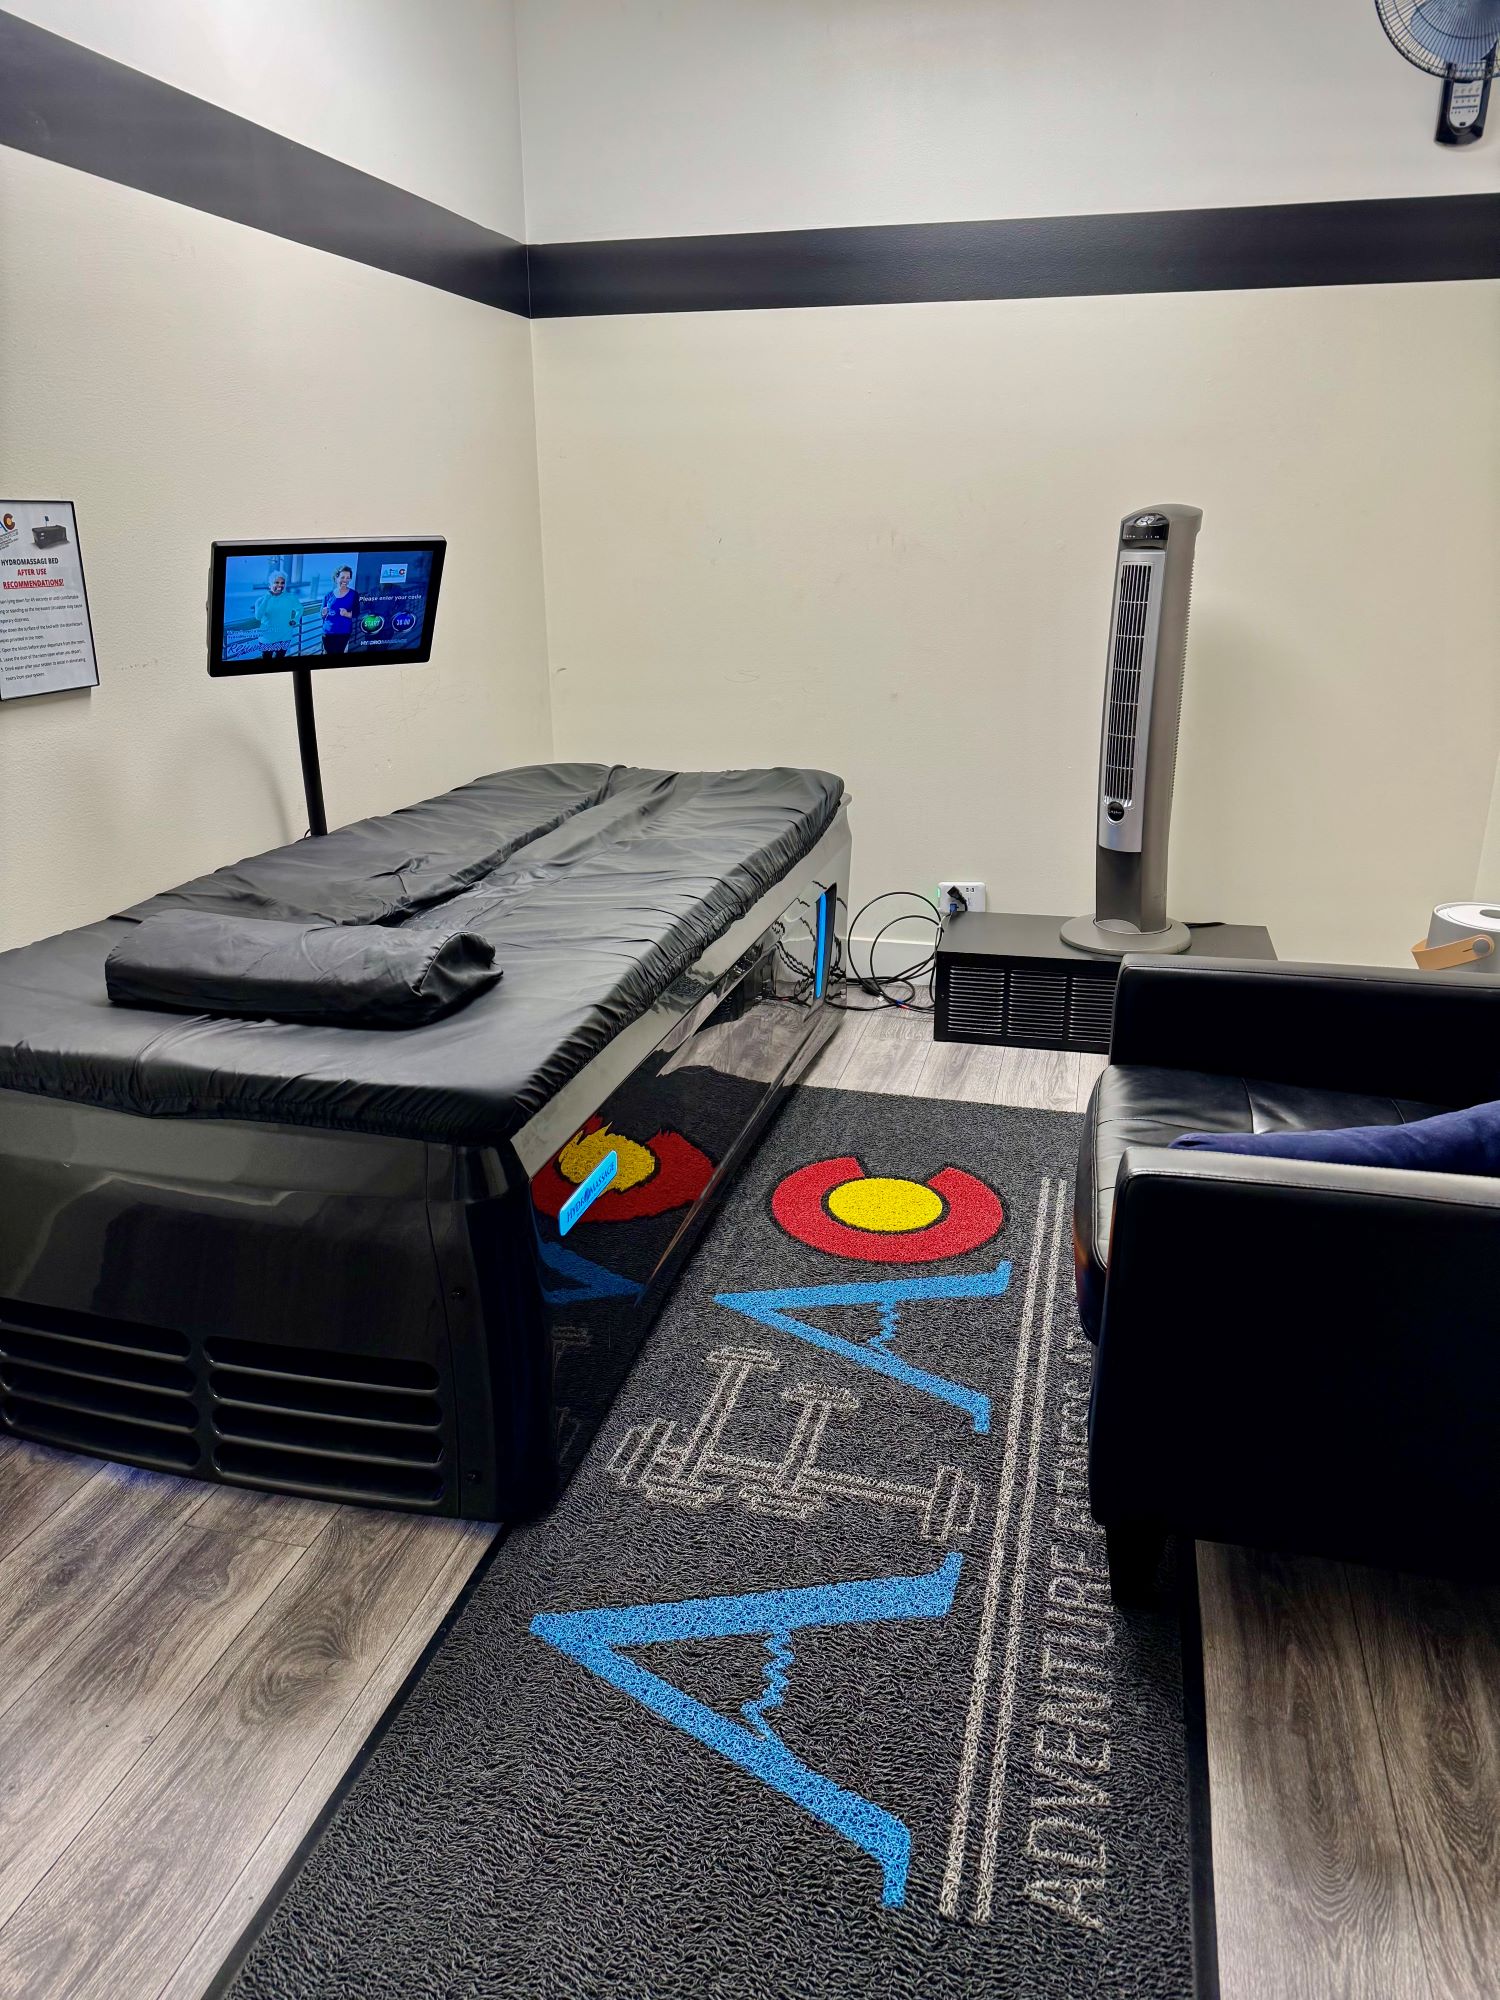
[
  {"left": 4, "top": 0, "right": 1495, "bottom": 968},
  {"left": 515, "top": 0, "right": 1493, "bottom": 242},
  {"left": 8, "top": 0, "right": 528, "bottom": 238},
  {"left": 1476, "top": 761, "right": 1500, "bottom": 903},
  {"left": 520, "top": 0, "right": 1500, "bottom": 967},
  {"left": 531, "top": 282, "right": 1500, "bottom": 966},
  {"left": 0, "top": 1, "right": 550, "bottom": 954}
]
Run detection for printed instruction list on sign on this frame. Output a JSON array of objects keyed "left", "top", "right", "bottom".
[{"left": 0, "top": 501, "right": 100, "bottom": 701}]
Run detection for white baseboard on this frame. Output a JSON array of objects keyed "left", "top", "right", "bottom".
[
  {"left": 843, "top": 925, "right": 943, "bottom": 985},
  {"left": 777, "top": 921, "right": 942, "bottom": 989}
]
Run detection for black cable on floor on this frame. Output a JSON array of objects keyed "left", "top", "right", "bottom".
[
  {"left": 774, "top": 889, "right": 941, "bottom": 1012},
  {"left": 841, "top": 890, "right": 942, "bottom": 1012}
]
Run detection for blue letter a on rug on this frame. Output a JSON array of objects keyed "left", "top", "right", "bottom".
[
  {"left": 713, "top": 1265, "right": 1009, "bottom": 1434},
  {"left": 530, "top": 1553, "right": 963, "bottom": 1907}
]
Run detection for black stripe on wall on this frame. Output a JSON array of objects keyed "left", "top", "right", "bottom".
[
  {"left": 0, "top": 10, "right": 528, "bottom": 315},
  {"left": 527, "top": 194, "right": 1500, "bottom": 317},
  {"left": 3, "top": 8, "right": 1497, "bottom": 323}
]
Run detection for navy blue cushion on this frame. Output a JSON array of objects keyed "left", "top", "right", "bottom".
[{"left": 1169, "top": 1099, "right": 1500, "bottom": 1176}]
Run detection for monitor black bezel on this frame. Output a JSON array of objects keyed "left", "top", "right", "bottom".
[{"left": 207, "top": 535, "right": 447, "bottom": 678}]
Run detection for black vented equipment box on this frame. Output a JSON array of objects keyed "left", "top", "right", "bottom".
[{"left": 934, "top": 912, "right": 1275, "bottom": 1052}]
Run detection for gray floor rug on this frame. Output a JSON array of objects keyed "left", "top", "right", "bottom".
[{"left": 226, "top": 1088, "right": 1197, "bottom": 2000}]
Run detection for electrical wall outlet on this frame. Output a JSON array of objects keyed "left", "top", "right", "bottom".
[{"left": 937, "top": 880, "right": 986, "bottom": 916}]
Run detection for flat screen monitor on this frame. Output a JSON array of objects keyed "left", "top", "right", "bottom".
[{"left": 207, "top": 537, "right": 446, "bottom": 676}]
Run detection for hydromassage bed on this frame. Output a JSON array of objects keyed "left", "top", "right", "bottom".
[{"left": 0, "top": 763, "right": 849, "bottom": 1520}]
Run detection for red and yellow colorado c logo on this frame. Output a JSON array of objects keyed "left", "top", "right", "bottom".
[
  {"left": 533, "top": 1115, "right": 715, "bottom": 1224},
  {"left": 771, "top": 1154, "right": 1004, "bottom": 1263}
]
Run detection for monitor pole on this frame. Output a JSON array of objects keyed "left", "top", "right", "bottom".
[{"left": 291, "top": 666, "right": 328, "bottom": 836}]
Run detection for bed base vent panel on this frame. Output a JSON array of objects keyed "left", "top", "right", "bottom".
[{"left": 0, "top": 1299, "right": 449, "bottom": 1508}]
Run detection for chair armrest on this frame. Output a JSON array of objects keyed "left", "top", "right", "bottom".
[
  {"left": 1109, "top": 954, "right": 1500, "bottom": 1105},
  {"left": 1088, "top": 1145, "right": 1500, "bottom": 1574}
]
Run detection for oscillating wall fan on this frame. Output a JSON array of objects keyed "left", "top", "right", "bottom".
[{"left": 1376, "top": 0, "right": 1500, "bottom": 143}]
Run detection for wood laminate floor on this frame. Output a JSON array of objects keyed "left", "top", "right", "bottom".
[
  {"left": 0, "top": 1004, "right": 1493, "bottom": 1997},
  {"left": 0, "top": 1450, "right": 492, "bottom": 1999}
]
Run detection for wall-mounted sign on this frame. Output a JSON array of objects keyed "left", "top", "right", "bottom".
[{"left": 0, "top": 500, "right": 99, "bottom": 701}]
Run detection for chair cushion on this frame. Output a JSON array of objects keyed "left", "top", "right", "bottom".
[
  {"left": 1170, "top": 1097, "right": 1500, "bottom": 1175},
  {"left": 1073, "top": 1064, "right": 1450, "bottom": 1339}
]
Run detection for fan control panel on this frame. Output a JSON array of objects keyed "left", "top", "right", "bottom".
[{"left": 1122, "top": 513, "right": 1171, "bottom": 546}]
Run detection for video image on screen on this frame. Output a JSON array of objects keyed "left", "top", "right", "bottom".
[{"left": 221, "top": 547, "right": 437, "bottom": 666}]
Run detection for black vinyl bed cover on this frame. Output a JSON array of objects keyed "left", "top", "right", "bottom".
[{"left": 0, "top": 764, "right": 843, "bottom": 1147}]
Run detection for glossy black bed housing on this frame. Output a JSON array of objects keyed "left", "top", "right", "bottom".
[{"left": 0, "top": 764, "right": 850, "bottom": 1521}]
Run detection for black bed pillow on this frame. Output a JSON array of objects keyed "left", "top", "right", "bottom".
[{"left": 105, "top": 911, "right": 502, "bottom": 1028}]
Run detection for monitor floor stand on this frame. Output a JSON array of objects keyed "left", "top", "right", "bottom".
[{"left": 292, "top": 666, "right": 328, "bottom": 836}]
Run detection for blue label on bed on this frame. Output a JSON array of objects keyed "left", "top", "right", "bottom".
[
  {"left": 559, "top": 1150, "right": 620, "bottom": 1235},
  {"left": 813, "top": 885, "right": 833, "bottom": 999}
]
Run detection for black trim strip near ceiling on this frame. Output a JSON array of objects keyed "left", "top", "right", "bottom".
[
  {"left": 0, "top": 10, "right": 528, "bottom": 315},
  {"left": 3, "top": 8, "right": 1497, "bottom": 323},
  {"left": 526, "top": 193, "right": 1500, "bottom": 317}
]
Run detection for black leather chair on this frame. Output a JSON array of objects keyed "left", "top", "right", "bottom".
[{"left": 1075, "top": 953, "right": 1500, "bottom": 1602}]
